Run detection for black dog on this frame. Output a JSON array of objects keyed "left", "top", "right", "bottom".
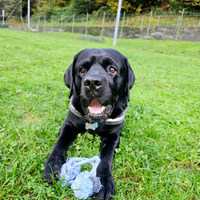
[{"left": 44, "top": 48, "right": 135, "bottom": 199}]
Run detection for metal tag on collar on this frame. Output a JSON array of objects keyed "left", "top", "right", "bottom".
[{"left": 85, "top": 122, "right": 98, "bottom": 130}]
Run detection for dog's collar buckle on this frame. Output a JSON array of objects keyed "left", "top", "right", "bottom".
[{"left": 85, "top": 122, "right": 98, "bottom": 130}]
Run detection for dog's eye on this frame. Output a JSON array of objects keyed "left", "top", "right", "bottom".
[
  {"left": 109, "top": 67, "right": 116, "bottom": 73},
  {"left": 80, "top": 68, "right": 85, "bottom": 74}
]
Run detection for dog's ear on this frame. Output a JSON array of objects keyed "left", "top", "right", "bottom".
[
  {"left": 64, "top": 64, "right": 72, "bottom": 89},
  {"left": 124, "top": 57, "right": 135, "bottom": 101},
  {"left": 64, "top": 51, "right": 81, "bottom": 99}
]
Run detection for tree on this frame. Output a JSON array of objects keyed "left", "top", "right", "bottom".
[
  {"left": 107, "top": 0, "right": 134, "bottom": 13},
  {"left": 72, "top": 0, "right": 97, "bottom": 14},
  {"left": 0, "top": 0, "right": 4, "bottom": 11},
  {"left": 184, "top": 0, "right": 200, "bottom": 6},
  {"left": 20, "top": 0, "right": 200, "bottom": 17},
  {"left": 22, "top": 0, "right": 38, "bottom": 16},
  {"left": 56, "top": 0, "right": 70, "bottom": 7},
  {"left": 2, "top": 0, "right": 21, "bottom": 15}
]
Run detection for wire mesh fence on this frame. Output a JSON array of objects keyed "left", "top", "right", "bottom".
[
  {"left": 27, "top": 12, "right": 200, "bottom": 30},
  {"left": 25, "top": 11, "right": 200, "bottom": 45},
  {"left": 1, "top": 6, "right": 200, "bottom": 57}
]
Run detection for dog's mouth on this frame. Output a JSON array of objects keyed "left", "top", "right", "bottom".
[
  {"left": 86, "top": 98, "right": 112, "bottom": 123},
  {"left": 89, "top": 98, "right": 106, "bottom": 114}
]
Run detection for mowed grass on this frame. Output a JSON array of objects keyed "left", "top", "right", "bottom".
[{"left": 0, "top": 29, "right": 200, "bottom": 199}]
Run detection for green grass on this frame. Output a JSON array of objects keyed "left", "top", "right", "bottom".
[
  {"left": 117, "top": 38, "right": 200, "bottom": 59},
  {"left": 38, "top": 31, "right": 200, "bottom": 59},
  {"left": 0, "top": 29, "right": 200, "bottom": 199}
]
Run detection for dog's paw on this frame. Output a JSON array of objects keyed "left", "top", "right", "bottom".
[
  {"left": 44, "top": 155, "right": 65, "bottom": 184},
  {"left": 93, "top": 176, "right": 115, "bottom": 200}
]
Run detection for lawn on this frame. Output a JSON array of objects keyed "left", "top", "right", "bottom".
[{"left": 0, "top": 29, "right": 200, "bottom": 199}]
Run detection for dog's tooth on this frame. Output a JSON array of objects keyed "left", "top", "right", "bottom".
[
  {"left": 88, "top": 107, "right": 91, "bottom": 113},
  {"left": 101, "top": 106, "right": 105, "bottom": 113}
]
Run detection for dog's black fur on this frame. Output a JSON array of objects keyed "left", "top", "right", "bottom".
[{"left": 44, "top": 48, "right": 135, "bottom": 199}]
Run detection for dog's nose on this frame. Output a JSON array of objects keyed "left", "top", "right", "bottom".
[{"left": 84, "top": 75, "right": 103, "bottom": 90}]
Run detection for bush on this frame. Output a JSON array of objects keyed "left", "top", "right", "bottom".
[
  {"left": 0, "top": 23, "right": 9, "bottom": 28},
  {"left": 88, "top": 27, "right": 100, "bottom": 36}
]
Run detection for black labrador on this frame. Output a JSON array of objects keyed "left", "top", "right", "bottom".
[{"left": 44, "top": 48, "right": 135, "bottom": 199}]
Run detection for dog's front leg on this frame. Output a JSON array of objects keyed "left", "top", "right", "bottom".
[
  {"left": 94, "top": 134, "right": 120, "bottom": 200},
  {"left": 44, "top": 123, "right": 78, "bottom": 184}
]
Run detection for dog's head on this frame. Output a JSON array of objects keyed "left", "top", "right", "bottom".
[{"left": 64, "top": 49, "right": 135, "bottom": 123}]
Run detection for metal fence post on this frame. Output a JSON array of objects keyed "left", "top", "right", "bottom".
[
  {"left": 177, "top": 16, "right": 180, "bottom": 27},
  {"left": 141, "top": 17, "right": 144, "bottom": 27},
  {"left": 65, "top": 17, "right": 67, "bottom": 29},
  {"left": 120, "top": 12, "right": 125, "bottom": 38},
  {"left": 144, "top": 10, "right": 153, "bottom": 50},
  {"left": 127, "top": 17, "right": 129, "bottom": 26},
  {"left": 113, "top": 0, "right": 122, "bottom": 46},
  {"left": 157, "top": 16, "right": 160, "bottom": 26},
  {"left": 173, "top": 9, "right": 184, "bottom": 52},
  {"left": 72, "top": 14, "right": 75, "bottom": 36},
  {"left": 21, "top": 12, "right": 25, "bottom": 30},
  {"left": 61, "top": 14, "right": 63, "bottom": 32},
  {"left": 85, "top": 13, "right": 88, "bottom": 39},
  {"left": 51, "top": 14, "right": 53, "bottom": 32},
  {"left": 20, "top": 1, "right": 25, "bottom": 29},
  {"left": 101, "top": 12, "right": 105, "bottom": 38},
  {"left": 198, "top": 18, "right": 200, "bottom": 26},
  {"left": 2, "top": 9, "right": 5, "bottom": 24},
  {"left": 26, "top": 16, "right": 28, "bottom": 29},
  {"left": 146, "top": 11, "right": 152, "bottom": 38},
  {"left": 31, "top": 15, "right": 33, "bottom": 29},
  {"left": 114, "top": 15, "right": 116, "bottom": 26},
  {"left": 44, "top": 14, "right": 46, "bottom": 32}
]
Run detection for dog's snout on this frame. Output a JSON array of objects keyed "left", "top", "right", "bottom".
[{"left": 84, "top": 75, "right": 103, "bottom": 90}]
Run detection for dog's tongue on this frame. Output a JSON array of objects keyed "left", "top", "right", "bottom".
[{"left": 89, "top": 98, "right": 105, "bottom": 114}]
